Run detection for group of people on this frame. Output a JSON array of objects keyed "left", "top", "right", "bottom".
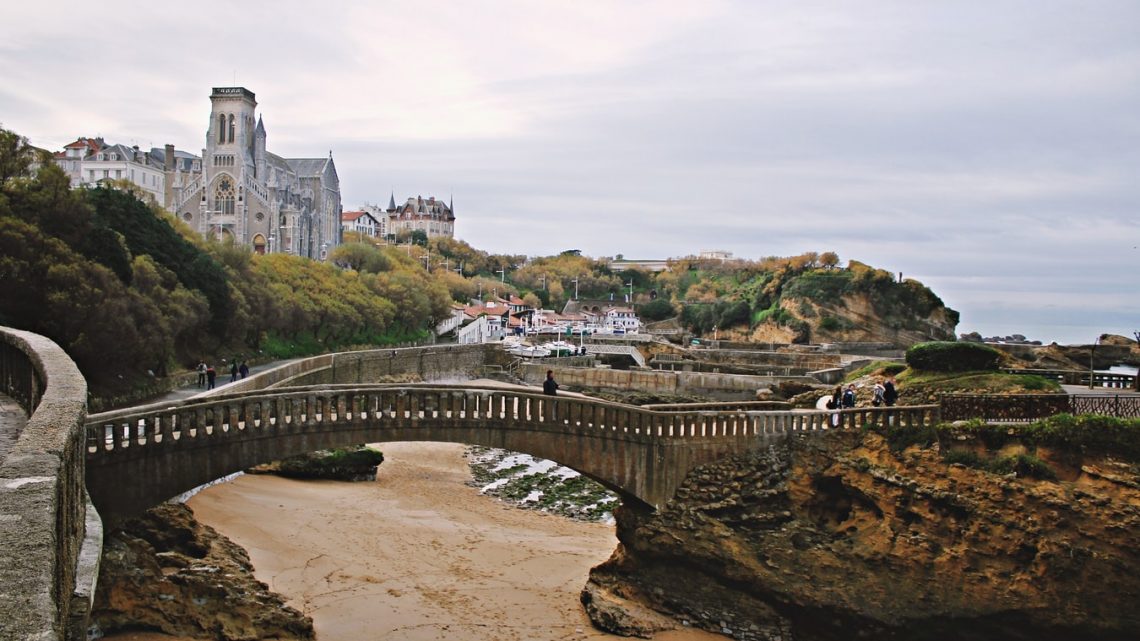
[
  {"left": 828, "top": 377, "right": 898, "bottom": 410},
  {"left": 195, "top": 358, "right": 250, "bottom": 390}
]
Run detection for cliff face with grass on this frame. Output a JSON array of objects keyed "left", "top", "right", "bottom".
[{"left": 585, "top": 418, "right": 1140, "bottom": 641}]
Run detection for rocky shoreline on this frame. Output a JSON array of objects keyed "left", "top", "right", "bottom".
[
  {"left": 90, "top": 503, "right": 314, "bottom": 640},
  {"left": 584, "top": 427, "right": 1140, "bottom": 641}
]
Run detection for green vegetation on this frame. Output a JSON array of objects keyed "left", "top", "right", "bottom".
[
  {"left": 0, "top": 122, "right": 962, "bottom": 402},
  {"left": 949, "top": 414, "right": 1140, "bottom": 461},
  {"left": 637, "top": 298, "right": 676, "bottom": 322},
  {"left": 275, "top": 446, "right": 384, "bottom": 480},
  {"left": 868, "top": 415, "right": 1140, "bottom": 482},
  {"left": 0, "top": 126, "right": 485, "bottom": 401},
  {"left": 906, "top": 341, "right": 1002, "bottom": 372}
]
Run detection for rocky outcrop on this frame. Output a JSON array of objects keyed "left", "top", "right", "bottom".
[
  {"left": 91, "top": 503, "right": 313, "bottom": 640},
  {"left": 247, "top": 445, "right": 383, "bottom": 481},
  {"left": 585, "top": 430, "right": 1140, "bottom": 641}
]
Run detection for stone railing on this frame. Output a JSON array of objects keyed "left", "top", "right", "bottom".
[
  {"left": 0, "top": 327, "right": 96, "bottom": 641},
  {"left": 1002, "top": 368, "right": 1138, "bottom": 389},
  {"left": 87, "top": 385, "right": 939, "bottom": 449},
  {"left": 86, "top": 383, "right": 940, "bottom": 518},
  {"left": 941, "top": 393, "right": 1140, "bottom": 422},
  {"left": 174, "top": 174, "right": 202, "bottom": 211}
]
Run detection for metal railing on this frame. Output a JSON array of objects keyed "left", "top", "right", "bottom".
[{"left": 941, "top": 393, "right": 1140, "bottom": 422}]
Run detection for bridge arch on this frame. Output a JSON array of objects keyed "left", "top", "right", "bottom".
[{"left": 85, "top": 384, "right": 941, "bottom": 525}]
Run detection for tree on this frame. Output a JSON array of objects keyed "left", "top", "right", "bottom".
[{"left": 819, "top": 251, "right": 840, "bottom": 270}]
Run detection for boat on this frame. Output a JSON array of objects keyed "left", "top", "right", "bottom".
[{"left": 508, "top": 345, "right": 551, "bottom": 358}]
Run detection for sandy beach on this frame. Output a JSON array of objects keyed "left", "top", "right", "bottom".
[{"left": 104, "top": 442, "right": 719, "bottom": 641}]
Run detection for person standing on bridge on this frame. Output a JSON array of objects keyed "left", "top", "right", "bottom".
[
  {"left": 883, "top": 377, "right": 898, "bottom": 407},
  {"left": 239, "top": 360, "right": 249, "bottom": 379},
  {"left": 206, "top": 364, "right": 216, "bottom": 390},
  {"left": 842, "top": 384, "right": 856, "bottom": 409},
  {"left": 543, "top": 370, "right": 560, "bottom": 422},
  {"left": 196, "top": 360, "right": 206, "bottom": 388}
]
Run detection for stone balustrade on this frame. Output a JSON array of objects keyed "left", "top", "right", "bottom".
[
  {"left": 0, "top": 327, "right": 96, "bottom": 641},
  {"left": 86, "top": 383, "right": 939, "bottom": 522}
]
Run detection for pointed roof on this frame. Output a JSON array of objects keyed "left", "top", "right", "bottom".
[
  {"left": 255, "top": 116, "right": 265, "bottom": 136},
  {"left": 388, "top": 191, "right": 397, "bottom": 211}
]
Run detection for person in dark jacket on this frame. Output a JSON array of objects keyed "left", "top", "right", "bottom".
[
  {"left": 883, "top": 377, "right": 898, "bottom": 406},
  {"left": 543, "top": 370, "right": 559, "bottom": 396},
  {"left": 842, "top": 384, "right": 856, "bottom": 408}
]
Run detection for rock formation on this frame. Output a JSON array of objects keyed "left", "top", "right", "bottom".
[
  {"left": 585, "top": 429, "right": 1140, "bottom": 640},
  {"left": 91, "top": 503, "right": 314, "bottom": 640}
]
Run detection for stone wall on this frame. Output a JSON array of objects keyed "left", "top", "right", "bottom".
[
  {"left": 0, "top": 327, "right": 94, "bottom": 641},
  {"left": 210, "top": 344, "right": 507, "bottom": 394},
  {"left": 522, "top": 363, "right": 808, "bottom": 399}
]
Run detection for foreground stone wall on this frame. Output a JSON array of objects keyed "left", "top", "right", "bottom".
[{"left": 0, "top": 327, "right": 92, "bottom": 641}]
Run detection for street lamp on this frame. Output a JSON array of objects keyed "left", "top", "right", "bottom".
[
  {"left": 572, "top": 277, "right": 580, "bottom": 300},
  {"left": 495, "top": 268, "right": 506, "bottom": 283},
  {"left": 1089, "top": 336, "right": 1100, "bottom": 390}
]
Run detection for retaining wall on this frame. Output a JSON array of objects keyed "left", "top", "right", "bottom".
[{"left": 0, "top": 327, "right": 95, "bottom": 641}]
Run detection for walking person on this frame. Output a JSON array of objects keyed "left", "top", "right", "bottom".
[
  {"left": 229, "top": 359, "right": 239, "bottom": 383},
  {"left": 827, "top": 385, "right": 842, "bottom": 427},
  {"left": 872, "top": 382, "right": 885, "bottom": 407},
  {"left": 196, "top": 360, "right": 206, "bottom": 388},
  {"left": 206, "top": 365, "right": 216, "bottom": 390},
  {"left": 883, "top": 377, "right": 898, "bottom": 407},
  {"left": 239, "top": 360, "right": 249, "bottom": 379}
]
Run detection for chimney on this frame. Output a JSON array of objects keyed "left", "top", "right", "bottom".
[{"left": 164, "top": 144, "right": 175, "bottom": 170}]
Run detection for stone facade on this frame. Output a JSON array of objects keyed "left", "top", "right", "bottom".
[{"left": 167, "top": 87, "right": 342, "bottom": 259}]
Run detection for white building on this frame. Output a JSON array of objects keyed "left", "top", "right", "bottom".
[
  {"left": 604, "top": 307, "right": 640, "bottom": 333},
  {"left": 55, "top": 138, "right": 182, "bottom": 205},
  {"left": 341, "top": 210, "right": 382, "bottom": 237}
]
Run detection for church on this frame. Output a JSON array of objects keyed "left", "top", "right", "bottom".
[{"left": 166, "top": 87, "right": 342, "bottom": 259}]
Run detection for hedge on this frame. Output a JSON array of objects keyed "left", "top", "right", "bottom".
[{"left": 905, "top": 341, "right": 1001, "bottom": 372}]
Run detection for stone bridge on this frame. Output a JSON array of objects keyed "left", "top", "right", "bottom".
[
  {"left": 84, "top": 384, "right": 940, "bottom": 523},
  {"left": 3, "top": 326, "right": 945, "bottom": 641}
]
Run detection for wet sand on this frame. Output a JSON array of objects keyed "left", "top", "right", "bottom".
[{"left": 105, "top": 442, "right": 719, "bottom": 641}]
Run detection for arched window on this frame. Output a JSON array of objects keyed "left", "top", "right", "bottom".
[
  {"left": 217, "top": 115, "right": 225, "bottom": 143},
  {"left": 215, "top": 176, "right": 236, "bottom": 216},
  {"left": 252, "top": 234, "right": 267, "bottom": 255},
  {"left": 228, "top": 114, "right": 235, "bottom": 143}
]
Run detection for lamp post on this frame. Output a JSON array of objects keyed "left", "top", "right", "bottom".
[
  {"left": 495, "top": 268, "right": 506, "bottom": 283},
  {"left": 1089, "top": 336, "right": 1099, "bottom": 390},
  {"left": 572, "top": 277, "right": 580, "bottom": 300}
]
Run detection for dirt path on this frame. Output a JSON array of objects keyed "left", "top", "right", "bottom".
[{"left": 105, "top": 442, "right": 719, "bottom": 641}]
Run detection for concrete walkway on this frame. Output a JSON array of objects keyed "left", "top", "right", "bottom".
[
  {"left": 0, "top": 393, "right": 28, "bottom": 464},
  {"left": 145, "top": 358, "right": 300, "bottom": 406}
]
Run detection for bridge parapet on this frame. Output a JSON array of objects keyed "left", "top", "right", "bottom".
[
  {"left": 86, "top": 384, "right": 939, "bottom": 522},
  {"left": 1, "top": 327, "right": 95, "bottom": 641}
]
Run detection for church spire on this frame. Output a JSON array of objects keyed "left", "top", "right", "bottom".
[{"left": 388, "top": 190, "right": 397, "bottom": 211}]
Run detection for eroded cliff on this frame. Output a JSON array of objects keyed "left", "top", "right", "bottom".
[{"left": 585, "top": 430, "right": 1140, "bottom": 640}]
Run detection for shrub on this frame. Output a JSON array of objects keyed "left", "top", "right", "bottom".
[
  {"left": 990, "top": 454, "right": 1057, "bottom": 480},
  {"left": 905, "top": 341, "right": 1001, "bottom": 372},
  {"left": 638, "top": 298, "right": 676, "bottom": 321},
  {"left": 942, "top": 449, "right": 985, "bottom": 469}
]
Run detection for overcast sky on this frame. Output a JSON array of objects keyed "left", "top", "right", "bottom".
[{"left": 2, "top": 1, "right": 1136, "bottom": 345}]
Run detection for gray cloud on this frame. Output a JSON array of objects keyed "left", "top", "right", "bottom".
[{"left": 2, "top": 1, "right": 1136, "bottom": 344}]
